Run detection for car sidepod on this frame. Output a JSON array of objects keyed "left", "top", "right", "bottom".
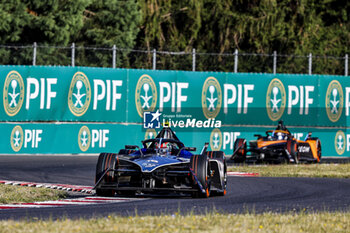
[{"left": 297, "top": 138, "right": 321, "bottom": 162}]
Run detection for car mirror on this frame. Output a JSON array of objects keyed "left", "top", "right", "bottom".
[
  {"left": 184, "top": 147, "right": 196, "bottom": 152},
  {"left": 125, "top": 145, "right": 138, "bottom": 150}
]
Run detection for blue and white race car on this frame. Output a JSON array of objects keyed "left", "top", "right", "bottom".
[{"left": 94, "top": 126, "right": 227, "bottom": 198}]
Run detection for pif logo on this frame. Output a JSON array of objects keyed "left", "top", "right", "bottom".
[
  {"left": 3, "top": 71, "right": 25, "bottom": 116},
  {"left": 10, "top": 126, "right": 42, "bottom": 152},
  {"left": 135, "top": 75, "right": 157, "bottom": 118},
  {"left": 326, "top": 80, "right": 343, "bottom": 122},
  {"left": 202, "top": 77, "right": 222, "bottom": 119},
  {"left": 78, "top": 126, "right": 91, "bottom": 152},
  {"left": 266, "top": 78, "right": 286, "bottom": 121},
  {"left": 210, "top": 128, "right": 222, "bottom": 151},
  {"left": 78, "top": 126, "right": 109, "bottom": 152},
  {"left": 335, "top": 130, "right": 346, "bottom": 155},
  {"left": 10, "top": 125, "right": 24, "bottom": 152},
  {"left": 145, "top": 129, "right": 157, "bottom": 140},
  {"left": 68, "top": 72, "right": 91, "bottom": 117}
]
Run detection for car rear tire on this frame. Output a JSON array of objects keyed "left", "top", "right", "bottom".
[
  {"left": 316, "top": 139, "right": 322, "bottom": 161},
  {"left": 233, "top": 139, "right": 247, "bottom": 163},
  {"left": 206, "top": 151, "right": 227, "bottom": 196},
  {"left": 191, "top": 154, "right": 211, "bottom": 198},
  {"left": 286, "top": 140, "right": 298, "bottom": 164},
  {"left": 95, "top": 153, "right": 117, "bottom": 197}
]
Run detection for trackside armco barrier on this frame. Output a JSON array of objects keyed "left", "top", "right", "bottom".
[{"left": 1, "top": 65, "right": 350, "bottom": 157}]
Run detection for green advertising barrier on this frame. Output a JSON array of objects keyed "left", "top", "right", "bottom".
[
  {"left": 1, "top": 65, "right": 350, "bottom": 156},
  {"left": 1, "top": 65, "right": 349, "bottom": 126},
  {"left": 2, "top": 122, "right": 349, "bottom": 157}
]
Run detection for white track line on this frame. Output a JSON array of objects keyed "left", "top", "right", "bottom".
[
  {"left": 0, "top": 196, "right": 146, "bottom": 209},
  {"left": 0, "top": 180, "right": 94, "bottom": 194},
  {"left": 227, "top": 172, "right": 259, "bottom": 177}
]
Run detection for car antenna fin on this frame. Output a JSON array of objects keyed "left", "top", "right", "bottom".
[{"left": 200, "top": 142, "right": 209, "bottom": 155}]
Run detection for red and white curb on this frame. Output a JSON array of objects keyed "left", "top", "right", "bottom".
[
  {"left": 0, "top": 196, "right": 145, "bottom": 209},
  {"left": 227, "top": 172, "right": 259, "bottom": 177},
  {"left": 0, "top": 180, "right": 94, "bottom": 194}
]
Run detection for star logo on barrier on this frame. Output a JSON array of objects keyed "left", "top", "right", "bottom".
[
  {"left": 270, "top": 87, "right": 281, "bottom": 112},
  {"left": 266, "top": 78, "right": 286, "bottom": 121},
  {"left": 202, "top": 77, "right": 222, "bottom": 119},
  {"left": 145, "top": 129, "right": 157, "bottom": 140},
  {"left": 210, "top": 128, "right": 222, "bottom": 151},
  {"left": 337, "top": 135, "right": 343, "bottom": 150},
  {"left": 3, "top": 71, "right": 25, "bottom": 117},
  {"left": 78, "top": 126, "right": 91, "bottom": 152},
  {"left": 10, "top": 125, "right": 24, "bottom": 152},
  {"left": 334, "top": 130, "right": 345, "bottom": 155},
  {"left": 213, "top": 132, "right": 220, "bottom": 149},
  {"left": 135, "top": 74, "right": 157, "bottom": 118},
  {"left": 326, "top": 80, "right": 343, "bottom": 123},
  {"left": 8, "top": 80, "right": 20, "bottom": 107},
  {"left": 141, "top": 83, "right": 153, "bottom": 109},
  {"left": 73, "top": 81, "right": 86, "bottom": 108},
  {"left": 13, "top": 130, "right": 21, "bottom": 147},
  {"left": 206, "top": 85, "right": 218, "bottom": 111},
  {"left": 330, "top": 88, "right": 339, "bottom": 114},
  {"left": 68, "top": 72, "right": 91, "bottom": 117}
]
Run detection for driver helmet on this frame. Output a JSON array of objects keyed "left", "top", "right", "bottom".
[
  {"left": 160, "top": 142, "right": 168, "bottom": 149},
  {"left": 276, "top": 132, "right": 283, "bottom": 140},
  {"left": 160, "top": 142, "right": 173, "bottom": 154}
]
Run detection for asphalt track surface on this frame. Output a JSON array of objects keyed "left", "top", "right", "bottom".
[{"left": 0, "top": 155, "right": 349, "bottom": 220}]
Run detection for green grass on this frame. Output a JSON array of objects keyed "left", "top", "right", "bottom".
[
  {"left": 0, "top": 184, "right": 67, "bottom": 204},
  {"left": 228, "top": 163, "right": 350, "bottom": 178},
  {"left": 0, "top": 212, "right": 349, "bottom": 233}
]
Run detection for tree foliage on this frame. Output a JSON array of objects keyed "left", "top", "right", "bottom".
[
  {"left": 0, "top": 0, "right": 348, "bottom": 74},
  {"left": 75, "top": 0, "right": 141, "bottom": 67},
  {"left": 0, "top": 0, "right": 89, "bottom": 65}
]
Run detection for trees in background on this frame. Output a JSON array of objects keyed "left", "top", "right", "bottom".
[
  {"left": 0, "top": 0, "right": 88, "bottom": 65},
  {"left": 0, "top": 0, "right": 348, "bottom": 74}
]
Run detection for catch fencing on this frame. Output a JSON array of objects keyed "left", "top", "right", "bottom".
[{"left": 0, "top": 43, "right": 348, "bottom": 76}]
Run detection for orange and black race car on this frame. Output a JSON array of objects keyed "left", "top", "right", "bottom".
[{"left": 232, "top": 121, "right": 321, "bottom": 163}]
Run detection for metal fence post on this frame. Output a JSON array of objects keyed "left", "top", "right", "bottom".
[
  {"left": 308, "top": 53, "right": 312, "bottom": 75},
  {"left": 234, "top": 49, "right": 238, "bottom": 73},
  {"left": 112, "top": 45, "right": 116, "bottom": 68},
  {"left": 192, "top": 48, "right": 196, "bottom": 71},
  {"left": 71, "top": 43, "right": 75, "bottom": 67},
  {"left": 345, "top": 54, "right": 348, "bottom": 76},
  {"left": 152, "top": 49, "right": 156, "bottom": 70},
  {"left": 273, "top": 51, "right": 277, "bottom": 75},
  {"left": 33, "top": 42, "right": 37, "bottom": 66}
]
